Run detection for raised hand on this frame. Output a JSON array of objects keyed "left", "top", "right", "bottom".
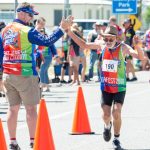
[{"left": 60, "top": 16, "right": 74, "bottom": 31}]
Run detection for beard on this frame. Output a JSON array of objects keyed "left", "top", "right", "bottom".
[{"left": 107, "top": 42, "right": 116, "bottom": 49}]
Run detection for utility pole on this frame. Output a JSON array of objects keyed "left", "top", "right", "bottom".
[
  {"left": 64, "top": 0, "right": 70, "bottom": 17},
  {"left": 139, "top": 0, "right": 142, "bottom": 20},
  {"left": 14, "top": 0, "right": 18, "bottom": 18}
]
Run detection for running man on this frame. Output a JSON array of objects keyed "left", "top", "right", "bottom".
[{"left": 67, "top": 25, "right": 145, "bottom": 150}]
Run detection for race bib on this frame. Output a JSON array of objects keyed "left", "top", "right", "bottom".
[{"left": 102, "top": 59, "right": 118, "bottom": 72}]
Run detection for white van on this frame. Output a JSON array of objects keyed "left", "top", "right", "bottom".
[
  {"left": 73, "top": 19, "right": 109, "bottom": 38},
  {"left": 73, "top": 19, "right": 109, "bottom": 30}
]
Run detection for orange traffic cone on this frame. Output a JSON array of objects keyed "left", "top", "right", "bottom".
[
  {"left": 0, "top": 119, "right": 7, "bottom": 150},
  {"left": 33, "top": 99, "right": 55, "bottom": 150},
  {"left": 71, "top": 86, "right": 94, "bottom": 135}
]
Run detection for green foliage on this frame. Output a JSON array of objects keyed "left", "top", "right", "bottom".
[{"left": 144, "top": 6, "right": 150, "bottom": 23}]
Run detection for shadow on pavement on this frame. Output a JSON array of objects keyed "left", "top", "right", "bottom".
[
  {"left": 122, "top": 148, "right": 150, "bottom": 150},
  {"left": 45, "top": 100, "right": 68, "bottom": 103},
  {"left": 44, "top": 96, "right": 70, "bottom": 99},
  {"left": 2, "top": 120, "right": 26, "bottom": 122},
  {"left": 127, "top": 81, "right": 149, "bottom": 84},
  {"left": 50, "top": 91, "right": 76, "bottom": 93},
  {"left": 69, "top": 133, "right": 102, "bottom": 136}
]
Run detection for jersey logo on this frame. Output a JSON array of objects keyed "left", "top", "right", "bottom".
[{"left": 3, "top": 29, "right": 18, "bottom": 48}]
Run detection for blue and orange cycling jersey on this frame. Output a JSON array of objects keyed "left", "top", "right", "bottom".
[{"left": 0, "top": 19, "right": 64, "bottom": 76}]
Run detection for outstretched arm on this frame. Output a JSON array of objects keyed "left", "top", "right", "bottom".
[
  {"left": 28, "top": 16, "right": 73, "bottom": 47},
  {"left": 67, "top": 29, "right": 101, "bottom": 50},
  {"left": 122, "top": 36, "right": 145, "bottom": 60}
]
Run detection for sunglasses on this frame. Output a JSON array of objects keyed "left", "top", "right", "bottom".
[
  {"left": 27, "top": 13, "right": 33, "bottom": 18},
  {"left": 103, "top": 38, "right": 115, "bottom": 43},
  {"left": 40, "top": 30, "right": 44, "bottom": 32}
]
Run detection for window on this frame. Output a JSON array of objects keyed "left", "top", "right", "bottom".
[
  {"left": 107, "top": 10, "right": 110, "bottom": 19},
  {"left": 101, "top": 7, "right": 104, "bottom": 19},
  {"left": 54, "top": 10, "right": 63, "bottom": 26},
  {"left": 88, "top": 9, "right": 92, "bottom": 19},
  {"left": 0, "top": 10, "right": 14, "bottom": 24},
  {"left": 96, "top": 10, "right": 99, "bottom": 19}
]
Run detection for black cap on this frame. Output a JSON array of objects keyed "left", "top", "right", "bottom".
[{"left": 123, "top": 18, "right": 131, "bottom": 24}]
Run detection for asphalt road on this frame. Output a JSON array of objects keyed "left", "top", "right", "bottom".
[{"left": 0, "top": 71, "right": 150, "bottom": 150}]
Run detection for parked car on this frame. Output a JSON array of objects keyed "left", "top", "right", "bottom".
[
  {"left": 135, "top": 30, "right": 145, "bottom": 39},
  {"left": 74, "top": 19, "right": 109, "bottom": 40}
]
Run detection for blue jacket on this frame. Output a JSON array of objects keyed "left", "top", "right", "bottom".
[{"left": 0, "top": 19, "right": 64, "bottom": 74}]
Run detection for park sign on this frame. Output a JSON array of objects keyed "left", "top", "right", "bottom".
[{"left": 112, "top": 0, "right": 137, "bottom": 14}]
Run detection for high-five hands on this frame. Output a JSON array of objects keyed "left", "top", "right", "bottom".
[{"left": 60, "top": 16, "right": 74, "bottom": 31}]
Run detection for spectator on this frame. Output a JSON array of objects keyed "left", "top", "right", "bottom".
[
  {"left": 39, "top": 28, "right": 56, "bottom": 92},
  {"left": 68, "top": 23, "right": 82, "bottom": 85},
  {"left": 87, "top": 21, "right": 101, "bottom": 81},
  {"left": 109, "top": 16, "right": 124, "bottom": 43},
  {"left": 77, "top": 26, "right": 87, "bottom": 82},
  {"left": 95, "top": 21, "right": 107, "bottom": 82},
  {"left": 143, "top": 28, "right": 150, "bottom": 60},
  {"left": 0, "top": 22, "right": 6, "bottom": 97},
  {"left": 34, "top": 17, "right": 46, "bottom": 71},
  {"left": 34, "top": 17, "right": 58, "bottom": 92},
  {"left": 60, "top": 33, "right": 72, "bottom": 83},
  {"left": 123, "top": 18, "right": 137, "bottom": 81},
  {"left": 140, "top": 40, "right": 150, "bottom": 70}
]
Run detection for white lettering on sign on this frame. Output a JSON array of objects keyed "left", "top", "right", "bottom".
[{"left": 118, "top": 2, "right": 130, "bottom": 7}]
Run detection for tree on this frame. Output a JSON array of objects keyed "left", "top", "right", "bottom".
[
  {"left": 144, "top": 6, "right": 150, "bottom": 24},
  {"left": 135, "top": 0, "right": 142, "bottom": 19}
]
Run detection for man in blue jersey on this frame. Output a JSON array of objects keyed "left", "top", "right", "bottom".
[{"left": 0, "top": 2, "right": 72, "bottom": 150}]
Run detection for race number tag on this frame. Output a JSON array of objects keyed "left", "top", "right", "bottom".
[{"left": 102, "top": 59, "right": 118, "bottom": 72}]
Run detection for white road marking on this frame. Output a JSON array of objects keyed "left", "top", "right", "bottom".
[{"left": 4, "top": 88, "right": 149, "bottom": 134}]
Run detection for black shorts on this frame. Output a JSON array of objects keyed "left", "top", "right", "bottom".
[
  {"left": 125, "top": 55, "right": 132, "bottom": 60},
  {"left": 101, "top": 91, "right": 126, "bottom": 106}
]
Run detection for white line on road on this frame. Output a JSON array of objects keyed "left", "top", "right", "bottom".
[{"left": 4, "top": 88, "right": 149, "bottom": 134}]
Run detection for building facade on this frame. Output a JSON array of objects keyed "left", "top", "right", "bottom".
[{"left": 0, "top": 0, "right": 112, "bottom": 28}]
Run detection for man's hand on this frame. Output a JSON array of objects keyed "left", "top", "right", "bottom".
[
  {"left": 53, "top": 55, "right": 62, "bottom": 64},
  {"left": 60, "top": 16, "right": 74, "bottom": 31}
]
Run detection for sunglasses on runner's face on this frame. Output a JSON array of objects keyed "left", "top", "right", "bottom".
[{"left": 103, "top": 38, "right": 115, "bottom": 43}]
